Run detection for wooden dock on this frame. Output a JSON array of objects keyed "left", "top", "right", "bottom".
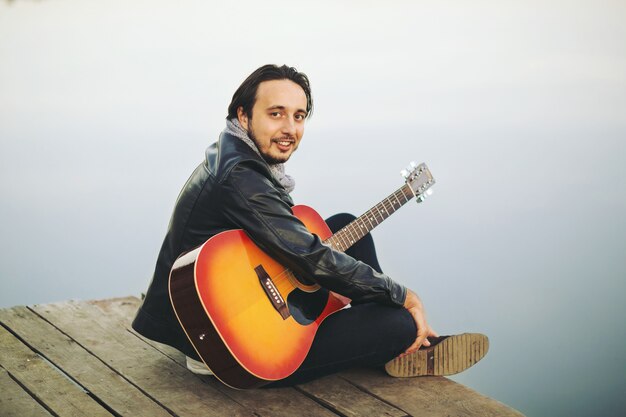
[{"left": 0, "top": 296, "right": 524, "bottom": 417}]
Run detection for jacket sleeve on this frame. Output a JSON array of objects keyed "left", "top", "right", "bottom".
[{"left": 217, "top": 162, "right": 407, "bottom": 307}]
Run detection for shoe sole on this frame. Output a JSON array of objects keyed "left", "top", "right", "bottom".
[
  {"left": 385, "top": 333, "right": 489, "bottom": 377},
  {"left": 186, "top": 356, "right": 214, "bottom": 375}
]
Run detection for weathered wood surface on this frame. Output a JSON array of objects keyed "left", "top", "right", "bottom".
[{"left": 0, "top": 296, "right": 524, "bottom": 417}]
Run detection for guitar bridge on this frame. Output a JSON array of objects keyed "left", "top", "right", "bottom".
[{"left": 255, "top": 265, "right": 290, "bottom": 320}]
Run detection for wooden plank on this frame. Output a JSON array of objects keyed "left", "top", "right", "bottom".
[
  {"left": 0, "top": 324, "right": 111, "bottom": 417},
  {"left": 210, "top": 380, "right": 341, "bottom": 417},
  {"left": 0, "top": 367, "right": 53, "bottom": 417},
  {"left": 136, "top": 341, "right": 342, "bottom": 417},
  {"left": 131, "top": 335, "right": 341, "bottom": 417},
  {"left": 297, "top": 374, "right": 408, "bottom": 417},
  {"left": 0, "top": 306, "right": 171, "bottom": 417},
  {"left": 30, "top": 300, "right": 256, "bottom": 417},
  {"left": 86, "top": 297, "right": 524, "bottom": 417},
  {"left": 339, "top": 368, "right": 525, "bottom": 417},
  {"left": 86, "top": 296, "right": 141, "bottom": 319},
  {"left": 87, "top": 297, "right": 341, "bottom": 417}
]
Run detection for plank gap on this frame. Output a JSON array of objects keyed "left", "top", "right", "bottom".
[
  {"left": 127, "top": 328, "right": 258, "bottom": 414},
  {"left": 24, "top": 306, "right": 180, "bottom": 417},
  {"left": 130, "top": 329, "right": 319, "bottom": 417},
  {"left": 337, "top": 373, "right": 411, "bottom": 417},
  {"left": 126, "top": 329, "right": 188, "bottom": 369},
  {"left": 1, "top": 319, "right": 90, "bottom": 394},
  {"left": 1, "top": 363, "right": 59, "bottom": 417},
  {"left": 2, "top": 318, "right": 121, "bottom": 417},
  {"left": 292, "top": 385, "right": 348, "bottom": 417}
]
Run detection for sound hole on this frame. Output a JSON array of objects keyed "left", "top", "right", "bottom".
[{"left": 287, "top": 288, "right": 329, "bottom": 325}]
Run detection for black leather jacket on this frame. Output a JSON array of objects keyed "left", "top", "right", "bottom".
[{"left": 132, "top": 132, "right": 407, "bottom": 358}]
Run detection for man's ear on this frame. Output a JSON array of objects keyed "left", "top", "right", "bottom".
[{"left": 237, "top": 107, "right": 249, "bottom": 131}]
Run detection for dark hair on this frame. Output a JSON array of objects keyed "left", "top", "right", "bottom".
[{"left": 227, "top": 64, "right": 313, "bottom": 120}]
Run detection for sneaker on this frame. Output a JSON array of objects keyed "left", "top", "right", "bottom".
[
  {"left": 186, "top": 356, "right": 214, "bottom": 375},
  {"left": 385, "top": 333, "right": 489, "bottom": 377}
]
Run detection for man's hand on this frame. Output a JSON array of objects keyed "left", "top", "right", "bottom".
[{"left": 402, "top": 288, "right": 438, "bottom": 356}]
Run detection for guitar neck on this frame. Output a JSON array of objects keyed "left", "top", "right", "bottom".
[{"left": 323, "top": 183, "right": 415, "bottom": 252}]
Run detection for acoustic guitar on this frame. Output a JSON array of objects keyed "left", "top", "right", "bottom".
[{"left": 169, "top": 162, "right": 435, "bottom": 389}]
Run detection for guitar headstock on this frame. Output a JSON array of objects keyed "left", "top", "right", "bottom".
[{"left": 401, "top": 161, "right": 435, "bottom": 203}]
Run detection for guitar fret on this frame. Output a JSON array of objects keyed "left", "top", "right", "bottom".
[
  {"left": 339, "top": 234, "right": 348, "bottom": 250},
  {"left": 347, "top": 225, "right": 358, "bottom": 244},
  {"left": 343, "top": 232, "right": 351, "bottom": 248},
  {"left": 357, "top": 218, "right": 367, "bottom": 237},
  {"left": 379, "top": 203, "right": 386, "bottom": 215},
  {"left": 355, "top": 223, "right": 364, "bottom": 239},
  {"left": 383, "top": 197, "right": 389, "bottom": 217},
  {"left": 355, "top": 221, "right": 365, "bottom": 240},
  {"left": 399, "top": 191, "right": 407, "bottom": 203},
  {"left": 364, "top": 211, "right": 372, "bottom": 227},
  {"left": 376, "top": 206, "right": 385, "bottom": 225},
  {"left": 348, "top": 225, "right": 356, "bottom": 243}
]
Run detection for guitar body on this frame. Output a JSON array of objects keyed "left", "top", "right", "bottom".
[{"left": 169, "top": 205, "right": 350, "bottom": 389}]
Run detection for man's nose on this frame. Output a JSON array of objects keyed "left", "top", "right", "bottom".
[{"left": 281, "top": 117, "right": 296, "bottom": 136}]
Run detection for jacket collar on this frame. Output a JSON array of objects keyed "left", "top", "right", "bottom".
[{"left": 209, "top": 132, "right": 276, "bottom": 185}]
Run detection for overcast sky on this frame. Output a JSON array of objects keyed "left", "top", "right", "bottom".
[{"left": 1, "top": 1, "right": 625, "bottom": 416}]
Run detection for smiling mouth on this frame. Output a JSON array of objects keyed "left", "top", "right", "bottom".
[
  {"left": 273, "top": 138, "right": 294, "bottom": 145},
  {"left": 273, "top": 138, "right": 295, "bottom": 150}
]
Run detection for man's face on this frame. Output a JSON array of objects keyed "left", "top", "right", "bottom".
[{"left": 237, "top": 79, "right": 308, "bottom": 164}]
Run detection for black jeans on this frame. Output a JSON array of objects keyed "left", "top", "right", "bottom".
[{"left": 266, "top": 213, "right": 416, "bottom": 387}]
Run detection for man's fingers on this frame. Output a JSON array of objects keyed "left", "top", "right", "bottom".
[
  {"left": 400, "top": 299, "right": 435, "bottom": 357},
  {"left": 404, "top": 308, "right": 428, "bottom": 354},
  {"left": 402, "top": 340, "right": 419, "bottom": 356},
  {"left": 414, "top": 332, "right": 427, "bottom": 349},
  {"left": 409, "top": 325, "right": 437, "bottom": 354},
  {"left": 416, "top": 311, "right": 428, "bottom": 340}
]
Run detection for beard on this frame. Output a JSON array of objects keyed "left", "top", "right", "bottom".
[{"left": 248, "top": 125, "right": 293, "bottom": 165}]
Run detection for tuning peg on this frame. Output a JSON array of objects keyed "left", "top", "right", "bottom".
[
  {"left": 416, "top": 188, "right": 433, "bottom": 204},
  {"left": 400, "top": 169, "right": 409, "bottom": 178},
  {"left": 409, "top": 161, "right": 418, "bottom": 169}
]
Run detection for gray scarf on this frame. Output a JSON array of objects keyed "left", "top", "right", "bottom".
[{"left": 223, "top": 119, "right": 296, "bottom": 194}]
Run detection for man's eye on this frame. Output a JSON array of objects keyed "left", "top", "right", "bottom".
[
  {"left": 295, "top": 114, "right": 305, "bottom": 121},
  {"left": 270, "top": 112, "right": 281, "bottom": 117}
]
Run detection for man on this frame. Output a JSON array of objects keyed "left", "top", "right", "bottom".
[{"left": 132, "top": 64, "right": 487, "bottom": 386}]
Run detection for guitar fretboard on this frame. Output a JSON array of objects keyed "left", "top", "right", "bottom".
[{"left": 323, "top": 183, "right": 415, "bottom": 252}]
